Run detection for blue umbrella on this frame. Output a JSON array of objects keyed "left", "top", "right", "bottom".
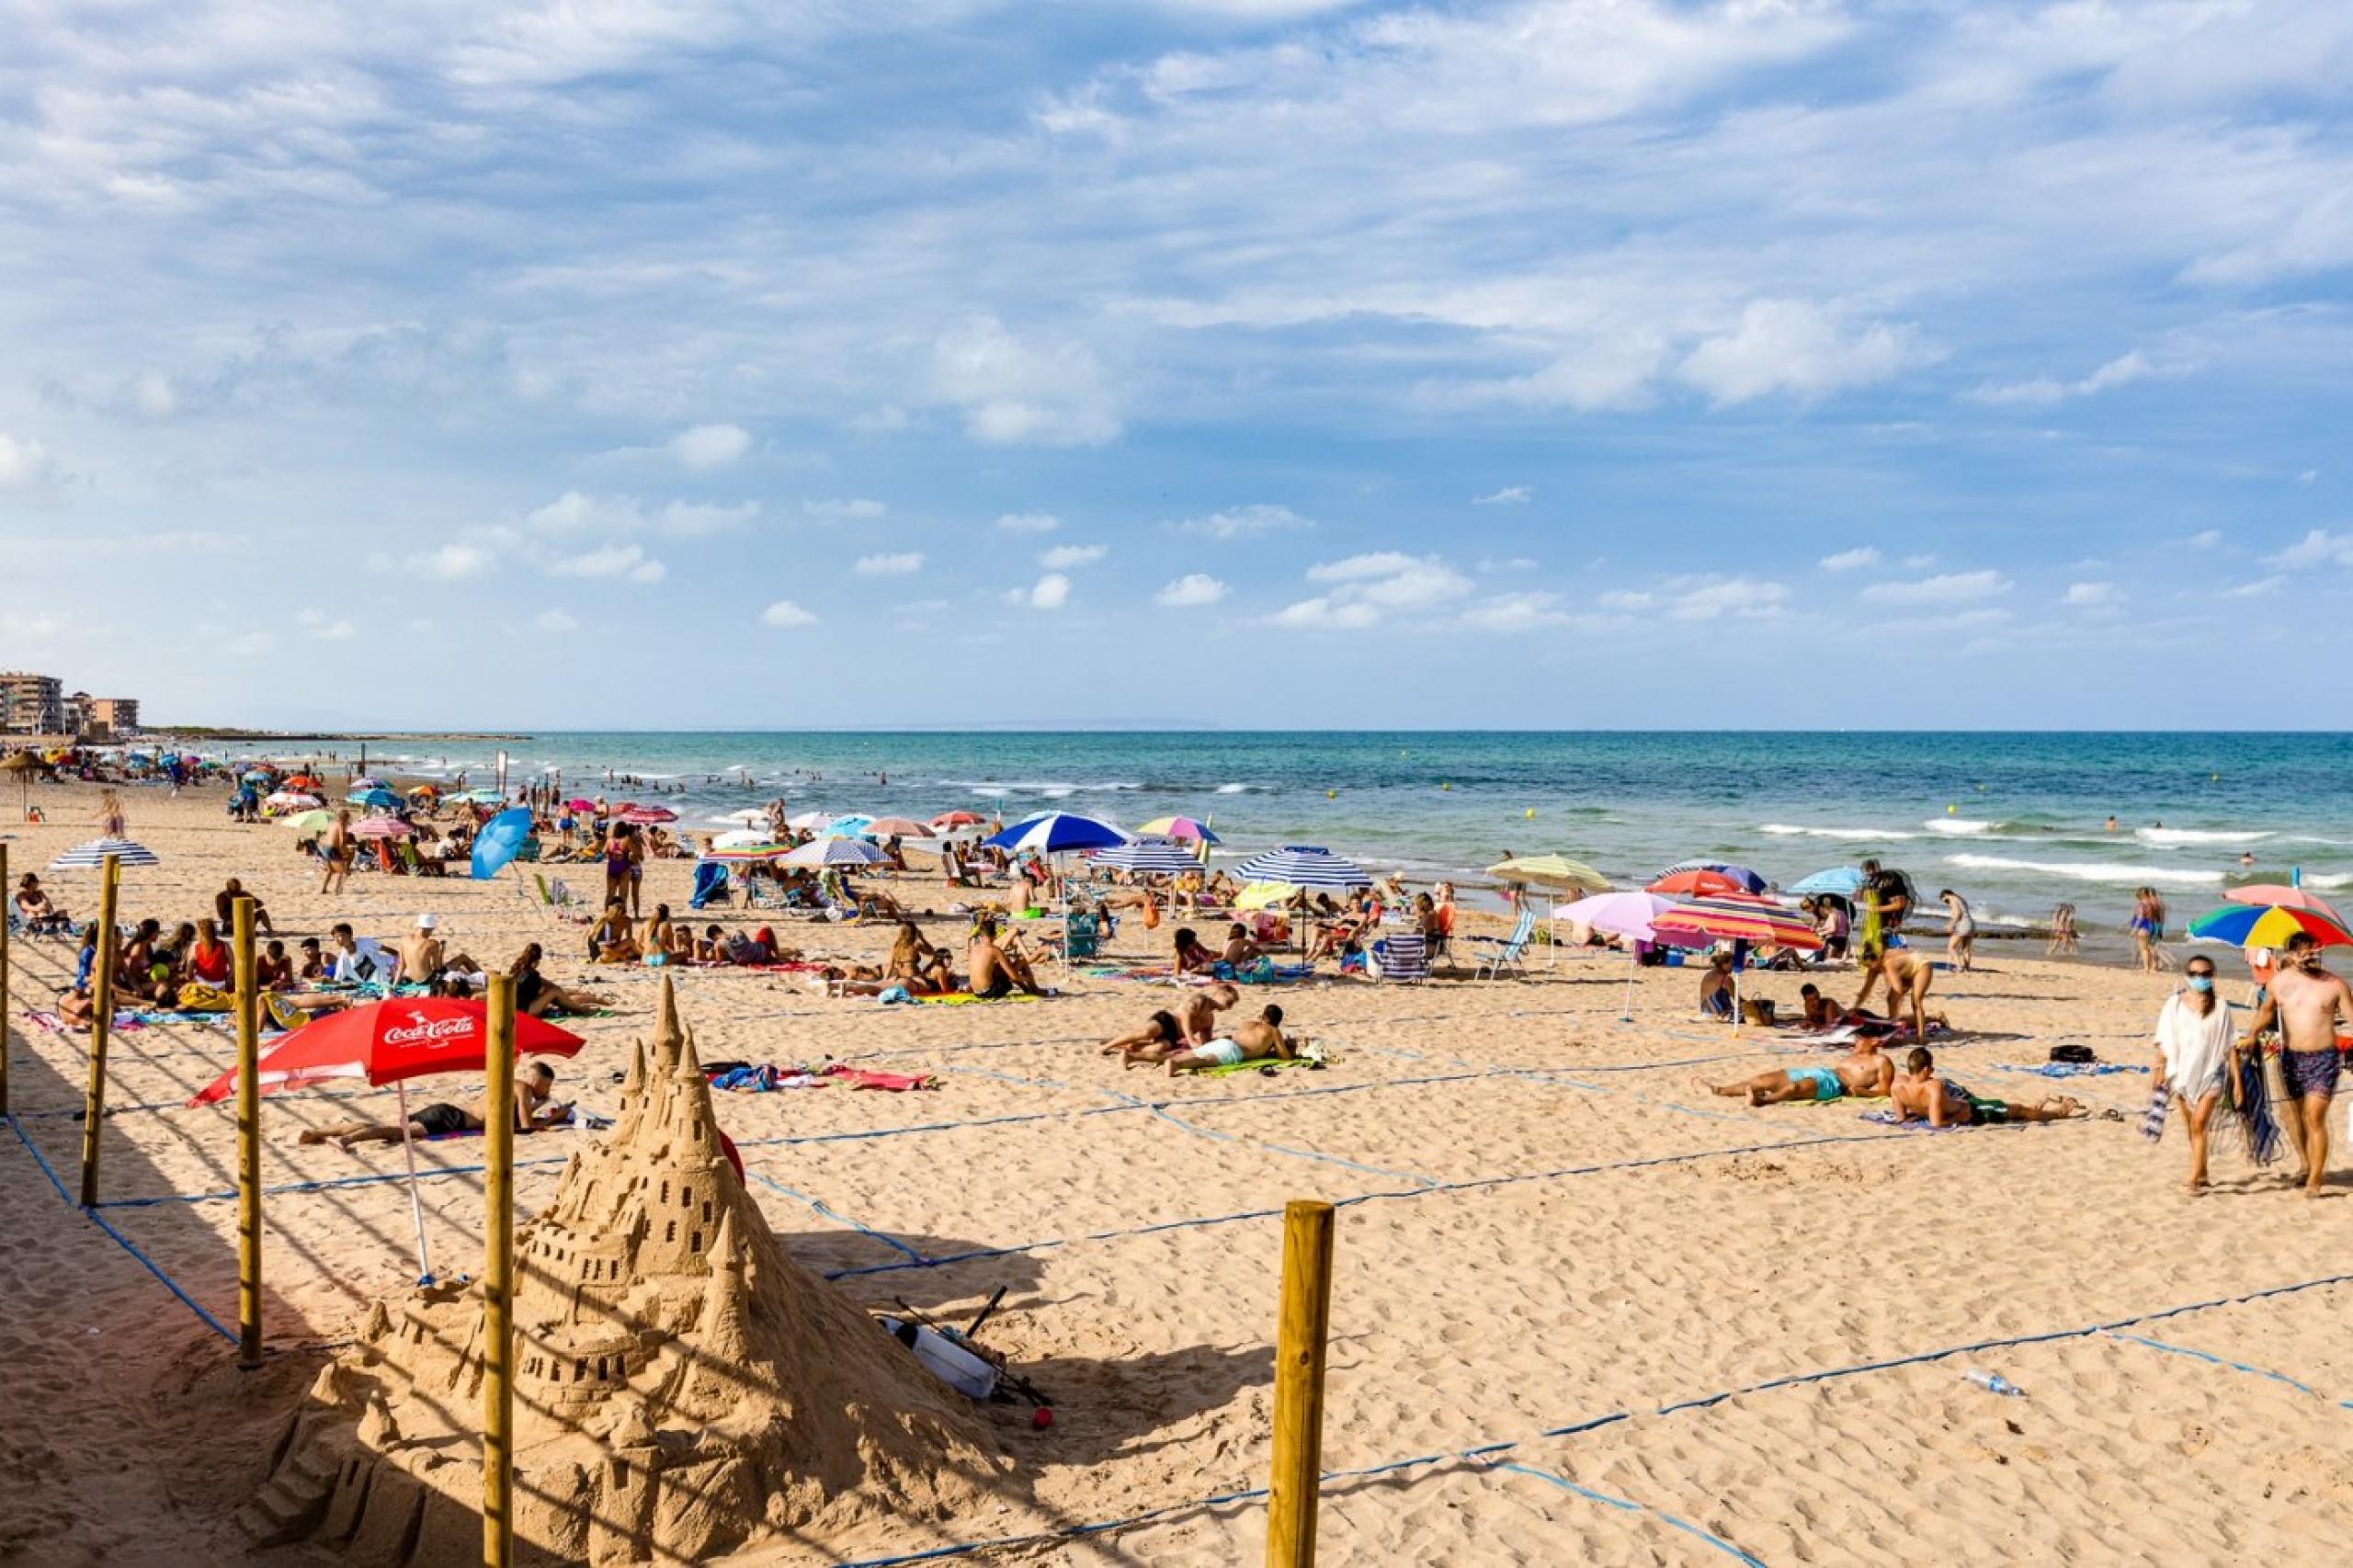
[
  {"left": 1233, "top": 845, "right": 1373, "bottom": 889},
  {"left": 349, "top": 787, "right": 400, "bottom": 810},
  {"left": 983, "top": 812, "right": 1128, "bottom": 855},
  {"left": 823, "top": 813, "right": 875, "bottom": 838},
  {"left": 1656, "top": 858, "right": 1768, "bottom": 893},
  {"left": 471, "top": 808, "right": 534, "bottom": 880},
  {"left": 1789, "top": 866, "right": 1864, "bottom": 897},
  {"left": 1088, "top": 838, "right": 1206, "bottom": 875}
]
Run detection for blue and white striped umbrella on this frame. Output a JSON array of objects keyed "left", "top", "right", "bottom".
[
  {"left": 1088, "top": 837, "right": 1205, "bottom": 875},
  {"left": 1233, "top": 845, "right": 1372, "bottom": 889},
  {"left": 782, "top": 836, "right": 889, "bottom": 868},
  {"left": 983, "top": 812, "right": 1129, "bottom": 855},
  {"left": 49, "top": 837, "right": 161, "bottom": 871}
]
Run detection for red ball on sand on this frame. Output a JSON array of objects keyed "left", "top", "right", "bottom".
[{"left": 1030, "top": 1407, "right": 1053, "bottom": 1430}]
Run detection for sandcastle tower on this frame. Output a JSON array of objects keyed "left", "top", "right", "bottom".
[{"left": 242, "top": 979, "right": 1005, "bottom": 1565}]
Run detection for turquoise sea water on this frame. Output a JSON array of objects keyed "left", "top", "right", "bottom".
[{"left": 223, "top": 731, "right": 2353, "bottom": 932}]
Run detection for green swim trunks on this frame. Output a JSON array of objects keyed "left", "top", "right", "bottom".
[{"left": 1965, "top": 1096, "right": 2006, "bottom": 1126}]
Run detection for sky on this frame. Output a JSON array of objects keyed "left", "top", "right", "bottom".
[{"left": 2, "top": 0, "right": 2350, "bottom": 731}]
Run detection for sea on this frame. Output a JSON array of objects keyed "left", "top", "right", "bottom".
[{"left": 202, "top": 731, "right": 2353, "bottom": 937}]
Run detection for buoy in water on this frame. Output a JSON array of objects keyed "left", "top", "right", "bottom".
[
  {"left": 1524, "top": 807, "right": 1535, "bottom": 819},
  {"left": 1440, "top": 782, "right": 1451, "bottom": 791},
  {"left": 1326, "top": 789, "right": 1336, "bottom": 799},
  {"left": 1948, "top": 804, "right": 1957, "bottom": 814}
]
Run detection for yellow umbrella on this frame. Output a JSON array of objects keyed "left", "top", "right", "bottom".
[{"left": 1485, "top": 855, "right": 1609, "bottom": 894}]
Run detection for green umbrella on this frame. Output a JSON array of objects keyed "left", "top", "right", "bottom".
[{"left": 281, "top": 810, "right": 334, "bottom": 835}]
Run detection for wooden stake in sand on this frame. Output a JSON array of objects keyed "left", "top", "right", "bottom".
[
  {"left": 1267, "top": 1199, "right": 1335, "bottom": 1568},
  {"left": 233, "top": 895, "right": 263, "bottom": 1369},
  {"left": 77, "top": 852, "right": 119, "bottom": 1208},
  {"left": 1, "top": 842, "right": 11, "bottom": 1119},
  {"left": 482, "top": 972, "right": 517, "bottom": 1568}
]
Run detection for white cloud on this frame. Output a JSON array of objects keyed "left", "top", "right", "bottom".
[
  {"left": 2225, "top": 575, "right": 2286, "bottom": 598},
  {"left": 668, "top": 423, "right": 752, "bottom": 471},
  {"left": 855, "top": 551, "right": 926, "bottom": 575},
  {"left": 1306, "top": 551, "right": 1472, "bottom": 608},
  {"left": 1472, "top": 485, "right": 1531, "bottom": 506},
  {"left": 1859, "top": 569, "right": 2013, "bottom": 605},
  {"left": 1461, "top": 591, "right": 1570, "bottom": 631},
  {"left": 848, "top": 403, "right": 910, "bottom": 433},
  {"left": 2269, "top": 528, "right": 2353, "bottom": 569},
  {"left": 1597, "top": 590, "right": 1655, "bottom": 612},
  {"left": 547, "top": 542, "right": 665, "bottom": 583},
  {"left": 1971, "top": 350, "right": 2177, "bottom": 407},
  {"left": 1819, "top": 546, "right": 1881, "bottom": 572},
  {"left": 533, "top": 608, "right": 580, "bottom": 633},
  {"left": 1177, "top": 504, "right": 1309, "bottom": 539},
  {"left": 1270, "top": 597, "right": 1381, "bottom": 631},
  {"left": 0, "top": 611, "right": 65, "bottom": 639},
  {"left": 1662, "top": 577, "right": 1790, "bottom": 620},
  {"left": 1154, "top": 573, "right": 1230, "bottom": 608},
  {"left": 414, "top": 542, "right": 494, "bottom": 581},
  {"left": 660, "top": 500, "right": 759, "bottom": 536},
  {"left": 0, "top": 434, "right": 66, "bottom": 494},
  {"left": 1680, "top": 300, "right": 1934, "bottom": 406},
  {"left": 125, "top": 369, "right": 181, "bottom": 419},
  {"left": 803, "top": 497, "right": 887, "bottom": 521},
  {"left": 2188, "top": 528, "right": 2223, "bottom": 549},
  {"left": 930, "top": 315, "right": 1120, "bottom": 446},
  {"left": 1010, "top": 572, "right": 1072, "bottom": 610},
  {"left": 995, "top": 511, "right": 1060, "bottom": 534},
  {"left": 526, "top": 491, "right": 641, "bottom": 534},
  {"left": 1040, "top": 543, "right": 1108, "bottom": 570},
  {"left": 759, "top": 599, "right": 818, "bottom": 628},
  {"left": 2062, "top": 581, "right": 2118, "bottom": 607},
  {"left": 295, "top": 608, "right": 358, "bottom": 641}
]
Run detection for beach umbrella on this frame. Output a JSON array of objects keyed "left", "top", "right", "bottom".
[
  {"left": 405, "top": 783, "right": 440, "bottom": 798},
  {"left": 281, "top": 810, "right": 335, "bottom": 835},
  {"left": 711, "top": 828, "right": 773, "bottom": 848},
  {"left": 1789, "top": 867, "right": 1865, "bottom": 898},
  {"left": 617, "top": 804, "right": 677, "bottom": 825},
  {"left": 349, "top": 787, "right": 400, "bottom": 810},
  {"left": 1486, "top": 855, "right": 1609, "bottom": 894},
  {"left": 984, "top": 812, "right": 1130, "bottom": 856},
  {"left": 265, "top": 790, "right": 323, "bottom": 812},
  {"left": 1654, "top": 892, "right": 1822, "bottom": 951},
  {"left": 1139, "top": 815, "right": 1222, "bottom": 845},
  {"left": 1649, "top": 869, "right": 1749, "bottom": 899},
  {"left": 564, "top": 797, "right": 597, "bottom": 813},
  {"left": 719, "top": 809, "right": 770, "bottom": 827},
  {"left": 861, "top": 815, "right": 935, "bottom": 840},
  {"left": 930, "top": 811, "right": 985, "bottom": 829},
  {"left": 1233, "top": 845, "right": 1373, "bottom": 891},
  {"left": 823, "top": 813, "right": 875, "bottom": 838},
  {"left": 1554, "top": 890, "right": 1684, "bottom": 1019},
  {"left": 787, "top": 810, "right": 833, "bottom": 831},
  {"left": 471, "top": 807, "right": 534, "bottom": 880},
  {"left": 1655, "top": 859, "right": 1768, "bottom": 893},
  {"left": 2187, "top": 903, "right": 2353, "bottom": 951},
  {"left": 50, "top": 837, "right": 160, "bottom": 871},
  {"left": 187, "top": 998, "right": 585, "bottom": 1283},
  {"left": 2, "top": 750, "right": 49, "bottom": 815},
  {"left": 702, "top": 841, "right": 794, "bottom": 863},
  {"left": 241, "top": 768, "right": 276, "bottom": 783},
  {"left": 2222, "top": 883, "right": 2346, "bottom": 922},
  {"left": 349, "top": 815, "right": 415, "bottom": 839},
  {"left": 782, "top": 836, "right": 889, "bottom": 868},
  {"left": 284, "top": 774, "right": 321, "bottom": 790},
  {"left": 458, "top": 788, "right": 505, "bottom": 805},
  {"left": 1090, "top": 837, "right": 1208, "bottom": 875}
]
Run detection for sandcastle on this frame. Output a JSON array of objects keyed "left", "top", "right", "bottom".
[{"left": 243, "top": 979, "right": 1006, "bottom": 1564}]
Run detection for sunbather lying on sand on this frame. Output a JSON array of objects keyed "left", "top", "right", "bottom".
[
  {"left": 1101, "top": 983, "right": 1241, "bottom": 1058},
  {"left": 1889, "top": 1047, "right": 2086, "bottom": 1126},
  {"left": 1149, "top": 1005, "right": 1294, "bottom": 1074},
  {"left": 1694, "top": 1040, "right": 1892, "bottom": 1106},
  {"left": 299, "top": 1063, "right": 571, "bottom": 1148}
]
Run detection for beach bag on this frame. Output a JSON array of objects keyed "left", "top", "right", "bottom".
[
  {"left": 1741, "top": 998, "right": 1777, "bottom": 1027},
  {"left": 1141, "top": 893, "right": 1160, "bottom": 931},
  {"left": 176, "top": 983, "right": 234, "bottom": 1013},
  {"left": 2050, "top": 1044, "right": 2097, "bottom": 1064}
]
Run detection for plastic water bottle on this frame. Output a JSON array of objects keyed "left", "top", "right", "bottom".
[{"left": 1962, "top": 1369, "right": 2024, "bottom": 1397}]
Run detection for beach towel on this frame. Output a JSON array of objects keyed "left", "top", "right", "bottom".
[
  {"left": 2233, "top": 1051, "right": 2282, "bottom": 1167},
  {"left": 1998, "top": 1062, "right": 2146, "bottom": 1079},
  {"left": 2139, "top": 1084, "right": 2170, "bottom": 1142},
  {"left": 822, "top": 1064, "right": 938, "bottom": 1092},
  {"left": 1191, "top": 1055, "right": 1324, "bottom": 1078},
  {"left": 17, "top": 1008, "right": 150, "bottom": 1035},
  {"left": 913, "top": 991, "right": 1045, "bottom": 1006}
]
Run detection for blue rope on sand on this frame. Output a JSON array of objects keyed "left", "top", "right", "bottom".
[
  {"left": 4, "top": 1115, "right": 237, "bottom": 1345},
  {"left": 2101, "top": 1331, "right": 2344, "bottom": 1403},
  {"left": 1494, "top": 1462, "right": 1768, "bottom": 1566}
]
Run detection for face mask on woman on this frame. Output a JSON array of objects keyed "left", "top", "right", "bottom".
[{"left": 2186, "top": 975, "right": 2214, "bottom": 994}]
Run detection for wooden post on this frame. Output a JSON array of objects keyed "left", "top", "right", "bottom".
[
  {"left": 0, "top": 842, "right": 10, "bottom": 1119},
  {"left": 482, "top": 973, "right": 517, "bottom": 1568},
  {"left": 76, "top": 853, "right": 119, "bottom": 1208},
  {"left": 233, "top": 896, "right": 263, "bottom": 1368},
  {"left": 1266, "top": 1199, "right": 1336, "bottom": 1568}
]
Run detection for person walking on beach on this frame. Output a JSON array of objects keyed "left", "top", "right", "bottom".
[
  {"left": 320, "top": 808, "right": 356, "bottom": 895},
  {"left": 2130, "top": 887, "right": 2171, "bottom": 972},
  {"left": 96, "top": 787, "right": 127, "bottom": 839},
  {"left": 2153, "top": 954, "right": 2237, "bottom": 1194},
  {"left": 2245, "top": 932, "right": 2351, "bottom": 1198},
  {"left": 1939, "top": 888, "right": 1976, "bottom": 972}
]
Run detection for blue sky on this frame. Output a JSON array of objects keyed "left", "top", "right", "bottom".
[{"left": 2, "top": 0, "right": 2349, "bottom": 730}]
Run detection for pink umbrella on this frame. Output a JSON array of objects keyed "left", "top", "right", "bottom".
[
  {"left": 2225, "top": 883, "right": 2345, "bottom": 922},
  {"left": 617, "top": 804, "right": 677, "bottom": 825},
  {"left": 564, "top": 798, "right": 596, "bottom": 812},
  {"left": 862, "top": 815, "right": 935, "bottom": 839},
  {"left": 349, "top": 815, "right": 415, "bottom": 839},
  {"left": 1555, "top": 891, "right": 1684, "bottom": 1021}
]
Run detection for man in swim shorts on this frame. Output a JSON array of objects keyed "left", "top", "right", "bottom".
[
  {"left": 299, "top": 1063, "right": 570, "bottom": 1149},
  {"left": 2245, "top": 930, "right": 2352, "bottom": 1197},
  {"left": 1693, "top": 1040, "right": 1893, "bottom": 1106},
  {"left": 1100, "top": 983, "right": 1240, "bottom": 1061},
  {"left": 1157, "top": 1006, "right": 1294, "bottom": 1075},
  {"left": 1888, "top": 1048, "right": 2085, "bottom": 1128},
  {"left": 967, "top": 916, "right": 1045, "bottom": 998}
]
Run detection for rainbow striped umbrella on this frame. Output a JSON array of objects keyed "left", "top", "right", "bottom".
[
  {"left": 699, "top": 842, "right": 794, "bottom": 863},
  {"left": 1654, "top": 892, "right": 1821, "bottom": 950},
  {"left": 2187, "top": 903, "right": 2353, "bottom": 950}
]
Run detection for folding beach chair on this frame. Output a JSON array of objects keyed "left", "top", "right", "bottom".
[
  {"left": 1063, "top": 911, "right": 1103, "bottom": 962},
  {"left": 1367, "top": 931, "right": 1428, "bottom": 983},
  {"left": 689, "top": 860, "right": 733, "bottom": 909},
  {"left": 1467, "top": 906, "right": 1538, "bottom": 981}
]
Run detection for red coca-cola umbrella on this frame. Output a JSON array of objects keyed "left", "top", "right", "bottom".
[{"left": 188, "top": 998, "right": 585, "bottom": 1282}]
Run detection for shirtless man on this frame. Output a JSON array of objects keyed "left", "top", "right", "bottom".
[
  {"left": 1694, "top": 1039, "right": 1893, "bottom": 1106},
  {"left": 1219, "top": 923, "right": 1263, "bottom": 967},
  {"left": 968, "top": 917, "right": 1044, "bottom": 998},
  {"left": 2245, "top": 931, "right": 2352, "bottom": 1197},
  {"left": 396, "top": 914, "right": 479, "bottom": 991},
  {"left": 320, "top": 809, "right": 356, "bottom": 895},
  {"left": 1159, "top": 1005, "right": 1296, "bottom": 1075},
  {"left": 300, "top": 1062, "right": 571, "bottom": 1149},
  {"left": 1888, "top": 1048, "right": 2085, "bottom": 1128},
  {"left": 1101, "top": 983, "right": 1241, "bottom": 1060},
  {"left": 1859, "top": 947, "right": 1938, "bottom": 1042}
]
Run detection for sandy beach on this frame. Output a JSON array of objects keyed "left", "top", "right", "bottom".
[{"left": 6, "top": 782, "right": 2353, "bottom": 1566}]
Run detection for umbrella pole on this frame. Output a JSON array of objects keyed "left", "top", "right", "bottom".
[
  {"left": 1621, "top": 947, "right": 1636, "bottom": 1023},
  {"left": 397, "top": 1080, "right": 432, "bottom": 1284}
]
